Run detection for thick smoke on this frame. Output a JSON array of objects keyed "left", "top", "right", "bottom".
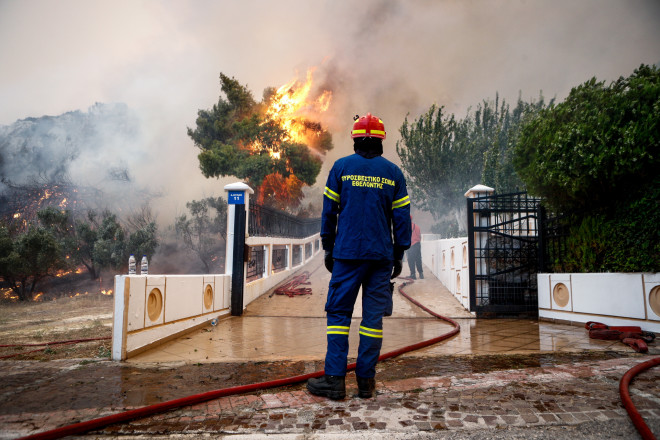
[
  {"left": 0, "top": 103, "right": 152, "bottom": 212},
  {"left": 0, "top": 0, "right": 658, "bottom": 234}
]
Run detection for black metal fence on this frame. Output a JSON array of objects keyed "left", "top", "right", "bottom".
[
  {"left": 467, "top": 192, "right": 543, "bottom": 317},
  {"left": 272, "top": 247, "right": 287, "bottom": 272},
  {"left": 246, "top": 246, "right": 265, "bottom": 282},
  {"left": 292, "top": 245, "right": 302, "bottom": 266},
  {"left": 249, "top": 203, "right": 321, "bottom": 238}
]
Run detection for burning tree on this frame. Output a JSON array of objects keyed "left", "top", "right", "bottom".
[{"left": 187, "top": 71, "right": 333, "bottom": 210}]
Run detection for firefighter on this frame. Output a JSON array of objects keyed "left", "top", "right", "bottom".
[
  {"left": 407, "top": 216, "right": 424, "bottom": 279},
  {"left": 306, "top": 113, "right": 411, "bottom": 400}
]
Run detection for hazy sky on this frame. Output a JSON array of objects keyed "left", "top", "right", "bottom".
[{"left": 1, "top": 0, "right": 659, "bottom": 219}]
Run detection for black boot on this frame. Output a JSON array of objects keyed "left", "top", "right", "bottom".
[
  {"left": 356, "top": 376, "right": 376, "bottom": 398},
  {"left": 420, "top": 272, "right": 424, "bottom": 279},
  {"left": 306, "top": 375, "right": 346, "bottom": 400}
]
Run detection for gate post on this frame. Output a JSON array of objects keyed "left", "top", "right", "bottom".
[
  {"left": 465, "top": 185, "right": 494, "bottom": 313},
  {"left": 224, "top": 182, "right": 254, "bottom": 316},
  {"left": 537, "top": 204, "right": 547, "bottom": 274}
]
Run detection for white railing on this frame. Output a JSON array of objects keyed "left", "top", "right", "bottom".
[
  {"left": 244, "top": 234, "right": 321, "bottom": 306},
  {"left": 112, "top": 182, "right": 322, "bottom": 361}
]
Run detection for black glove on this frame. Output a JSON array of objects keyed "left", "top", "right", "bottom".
[
  {"left": 391, "top": 260, "right": 402, "bottom": 279},
  {"left": 324, "top": 251, "right": 334, "bottom": 273}
]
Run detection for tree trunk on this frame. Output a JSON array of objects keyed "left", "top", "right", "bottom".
[{"left": 18, "top": 277, "right": 30, "bottom": 301}]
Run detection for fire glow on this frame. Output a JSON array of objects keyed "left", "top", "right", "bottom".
[
  {"left": 265, "top": 69, "right": 332, "bottom": 145},
  {"left": 249, "top": 68, "right": 333, "bottom": 208},
  {"left": 2, "top": 183, "right": 85, "bottom": 232}
]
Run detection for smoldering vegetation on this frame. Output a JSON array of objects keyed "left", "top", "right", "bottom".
[{"left": 0, "top": 103, "right": 224, "bottom": 279}]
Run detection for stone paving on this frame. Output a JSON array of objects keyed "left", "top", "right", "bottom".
[
  {"left": 1, "top": 354, "right": 658, "bottom": 439},
  {"left": 97, "top": 356, "right": 660, "bottom": 439},
  {"left": 0, "top": 254, "right": 658, "bottom": 439}
]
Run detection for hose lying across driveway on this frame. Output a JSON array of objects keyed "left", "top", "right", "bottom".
[
  {"left": 15, "top": 277, "right": 658, "bottom": 439},
  {"left": 18, "top": 278, "right": 459, "bottom": 440},
  {"left": 619, "top": 356, "right": 660, "bottom": 440}
]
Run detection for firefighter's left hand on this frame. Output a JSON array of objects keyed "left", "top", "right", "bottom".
[
  {"left": 324, "top": 251, "right": 334, "bottom": 273},
  {"left": 391, "top": 260, "right": 402, "bottom": 279}
]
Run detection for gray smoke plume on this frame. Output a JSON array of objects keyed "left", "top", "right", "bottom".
[
  {"left": 0, "top": 0, "right": 658, "bottom": 233},
  {"left": 0, "top": 103, "right": 152, "bottom": 213}
]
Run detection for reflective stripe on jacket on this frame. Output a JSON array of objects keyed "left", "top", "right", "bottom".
[{"left": 321, "top": 153, "right": 411, "bottom": 260}]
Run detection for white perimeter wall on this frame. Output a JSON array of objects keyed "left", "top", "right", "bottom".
[
  {"left": 421, "top": 235, "right": 471, "bottom": 311},
  {"left": 539, "top": 273, "right": 660, "bottom": 333},
  {"left": 112, "top": 234, "right": 322, "bottom": 361},
  {"left": 112, "top": 274, "right": 230, "bottom": 360}
]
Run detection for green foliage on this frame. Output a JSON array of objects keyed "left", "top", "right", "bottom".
[
  {"left": 127, "top": 222, "right": 158, "bottom": 263},
  {"left": 561, "top": 216, "right": 608, "bottom": 272},
  {"left": 602, "top": 180, "right": 660, "bottom": 272},
  {"left": 72, "top": 211, "right": 125, "bottom": 279},
  {"left": 175, "top": 196, "right": 227, "bottom": 273},
  {"left": 188, "top": 73, "right": 328, "bottom": 207},
  {"left": 397, "top": 94, "right": 549, "bottom": 236},
  {"left": 559, "top": 181, "right": 660, "bottom": 272},
  {"left": 517, "top": 65, "right": 660, "bottom": 272},
  {"left": 0, "top": 224, "right": 67, "bottom": 301},
  {"left": 72, "top": 208, "right": 159, "bottom": 279},
  {"left": 514, "top": 64, "right": 660, "bottom": 214},
  {"left": 0, "top": 204, "right": 160, "bottom": 300},
  {"left": 36, "top": 206, "right": 76, "bottom": 268},
  {"left": 124, "top": 205, "right": 159, "bottom": 262}
]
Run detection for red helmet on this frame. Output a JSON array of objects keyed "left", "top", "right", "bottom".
[{"left": 351, "top": 113, "right": 386, "bottom": 139}]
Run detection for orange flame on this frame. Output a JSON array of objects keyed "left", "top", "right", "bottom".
[{"left": 265, "top": 68, "right": 332, "bottom": 145}]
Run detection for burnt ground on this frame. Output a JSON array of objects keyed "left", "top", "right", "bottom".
[{"left": 0, "top": 281, "right": 114, "bottom": 361}]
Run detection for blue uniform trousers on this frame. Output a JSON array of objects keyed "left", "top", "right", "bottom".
[{"left": 324, "top": 259, "right": 393, "bottom": 378}]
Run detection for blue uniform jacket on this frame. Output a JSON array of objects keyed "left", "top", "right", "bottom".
[{"left": 321, "top": 153, "right": 411, "bottom": 260}]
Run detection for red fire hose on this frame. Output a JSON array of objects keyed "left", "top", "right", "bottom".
[
  {"left": 18, "top": 278, "right": 460, "bottom": 440},
  {"left": 619, "top": 356, "right": 660, "bottom": 440},
  {"left": 272, "top": 271, "right": 313, "bottom": 297}
]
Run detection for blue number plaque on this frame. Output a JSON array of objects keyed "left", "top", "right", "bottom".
[{"left": 228, "top": 191, "right": 245, "bottom": 204}]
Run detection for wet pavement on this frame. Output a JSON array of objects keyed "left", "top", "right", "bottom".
[{"left": 0, "top": 253, "right": 658, "bottom": 439}]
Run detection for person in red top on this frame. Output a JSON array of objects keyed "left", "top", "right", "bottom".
[{"left": 407, "top": 216, "right": 423, "bottom": 279}]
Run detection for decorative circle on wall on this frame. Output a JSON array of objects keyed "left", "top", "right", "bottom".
[
  {"left": 204, "top": 284, "right": 214, "bottom": 310},
  {"left": 147, "top": 288, "right": 163, "bottom": 322},
  {"left": 649, "top": 285, "right": 660, "bottom": 317},
  {"left": 553, "top": 283, "right": 570, "bottom": 308}
]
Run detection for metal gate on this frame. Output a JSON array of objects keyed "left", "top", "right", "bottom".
[{"left": 467, "top": 191, "right": 543, "bottom": 317}]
